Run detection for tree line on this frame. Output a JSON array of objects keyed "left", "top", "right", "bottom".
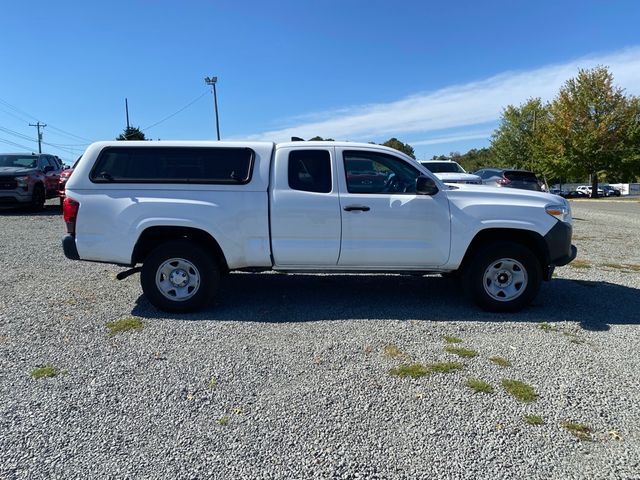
[{"left": 432, "top": 67, "right": 640, "bottom": 193}]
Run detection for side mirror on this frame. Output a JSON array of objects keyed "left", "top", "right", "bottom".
[
  {"left": 43, "top": 165, "right": 54, "bottom": 173},
  {"left": 416, "top": 175, "right": 439, "bottom": 196}
]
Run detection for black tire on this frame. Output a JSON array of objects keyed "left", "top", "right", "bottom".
[
  {"left": 29, "top": 184, "right": 46, "bottom": 211},
  {"left": 140, "top": 240, "right": 220, "bottom": 313},
  {"left": 462, "top": 241, "right": 541, "bottom": 312}
]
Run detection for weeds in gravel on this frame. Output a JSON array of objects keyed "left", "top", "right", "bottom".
[
  {"left": 561, "top": 421, "right": 592, "bottom": 441},
  {"left": 604, "top": 262, "right": 640, "bottom": 273},
  {"left": 538, "top": 322, "right": 559, "bottom": 332},
  {"left": 489, "top": 356, "right": 511, "bottom": 367},
  {"left": 217, "top": 416, "right": 230, "bottom": 426},
  {"left": 525, "top": 414, "right": 544, "bottom": 426},
  {"left": 384, "top": 344, "right": 408, "bottom": 360},
  {"left": 31, "top": 364, "right": 59, "bottom": 379},
  {"left": 569, "top": 259, "right": 591, "bottom": 269},
  {"left": 389, "top": 361, "right": 463, "bottom": 378},
  {"left": 427, "top": 361, "right": 463, "bottom": 374},
  {"left": 502, "top": 379, "right": 538, "bottom": 402},
  {"left": 444, "top": 346, "right": 478, "bottom": 358},
  {"left": 442, "top": 335, "right": 463, "bottom": 344},
  {"left": 466, "top": 378, "right": 493, "bottom": 394},
  {"left": 208, "top": 377, "right": 218, "bottom": 389},
  {"left": 389, "top": 363, "right": 430, "bottom": 378},
  {"left": 106, "top": 316, "right": 144, "bottom": 336}
]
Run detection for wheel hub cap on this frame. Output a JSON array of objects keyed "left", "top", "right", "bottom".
[
  {"left": 156, "top": 258, "right": 201, "bottom": 302},
  {"left": 482, "top": 258, "right": 528, "bottom": 302},
  {"left": 169, "top": 269, "right": 189, "bottom": 287}
]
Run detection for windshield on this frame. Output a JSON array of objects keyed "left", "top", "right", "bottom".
[
  {"left": 0, "top": 154, "right": 37, "bottom": 168},
  {"left": 421, "top": 161, "right": 465, "bottom": 173}
]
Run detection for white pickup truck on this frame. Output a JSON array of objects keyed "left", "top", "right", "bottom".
[{"left": 62, "top": 141, "right": 576, "bottom": 313}]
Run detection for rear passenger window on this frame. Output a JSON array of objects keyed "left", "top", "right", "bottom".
[
  {"left": 90, "top": 147, "right": 254, "bottom": 184},
  {"left": 288, "top": 150, "right": 331, "bottom": 193}
]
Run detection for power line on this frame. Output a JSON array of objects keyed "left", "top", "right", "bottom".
[
  {"left": 142, "top": 90, "right": 209, "bottom": 132},
  {"left": 0, "top": 137, "right": 33, "bottom": 150}
]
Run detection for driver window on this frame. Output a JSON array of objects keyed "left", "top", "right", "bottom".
[{"left": 343, "top": 150, "right": 420, "bottom": 194}]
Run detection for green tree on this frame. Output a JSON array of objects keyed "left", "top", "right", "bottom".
[
  {"left": 543, "top": 66, "right": 639, "bottom": 196},
  {"left": 117, "top": 126, "right": 146, "bottom": 140},
  {"left": 382, "top": 137, "right": 415, "bottom": 159},
  {"left": 457, "top": 147, "right": 496, "bottom": 173},
  {"left": 491, "top": 98, "right": 547, "bottom": 173},
  {"left": 307, "top": 136, "right": 334, "bottom": 141}
]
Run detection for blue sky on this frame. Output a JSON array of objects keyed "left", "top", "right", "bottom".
[{"left": 1, "top": 0, "right": 640, "bottom": 163}]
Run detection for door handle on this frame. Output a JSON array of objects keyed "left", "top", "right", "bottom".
[{"left": 343, "top": 205, "right": 370, "bottom": 212}]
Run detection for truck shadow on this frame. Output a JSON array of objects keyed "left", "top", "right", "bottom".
[{"left": 131, "top": 273, "right": 640, "bottom": 331}]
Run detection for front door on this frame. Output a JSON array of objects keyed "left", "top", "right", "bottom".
[{"left": 336, "top": 148, "right": 451, "bottom": 268}]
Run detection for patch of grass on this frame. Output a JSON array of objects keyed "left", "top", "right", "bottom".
[
  {"left": 602, "top": 262, "right": 640, "bottom": 273},
  {"left": 217, "top": 416, "right": 230, "bottom": 426},
  {"left": 442, "top": 335, "right": 463, "bottom": 344},
  {"left": 390, "top": 361, "right": 463, "bottom": 378},
  {"left": 383, "top": 344, "right": 408, "bottom": 360},
  {"left": 466, "top": 378, "right": 493, "bottom": 394},
  {"left": 389, "top": 363, "right": 430, "bottom": 378},
  {"left": 539, "top": 322, "right": 559, "bottom": 332},
  {"left": 444, "top": 346, "right": 478, "bottom": 358},
  {"left": 31, "top": 364, "right": 59, "bottom": 379},
  {"left": 489, "top": 356, "right": 511, "bottom": 367},
  {"left": 562, "top": 421, "right": 592, "bottom": 441},
  {"left": 525, "top": 414, "right": 544, "bottom": 426},
  {"left": 106, "top": 316, "right": 144, "bottom": 336},
  {"left": 427, "top": 361, "right": 464, "bottom": 374},
  {"left": 502, "top": 379, "right": 538, "bottom": 402},
  {"left": 569, "top": 259, "right": 591, "bottom": 269},
  {"left": 208, "top": 377, "right": 218, "bottom": 389}
]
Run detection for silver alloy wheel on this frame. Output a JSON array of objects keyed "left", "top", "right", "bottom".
[
  {"left": 155, "top": 258, "right": 201, "bottom": 302},
  {"left": 482, "top": 258, "right": 528, "bottom": 302}
]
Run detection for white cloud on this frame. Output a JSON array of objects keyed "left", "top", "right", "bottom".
[{"left": 245, "top": 47, "right": 640, "bottom": 143}]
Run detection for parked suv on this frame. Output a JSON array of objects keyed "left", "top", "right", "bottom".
[
  {"left": 420, "top": 160, "right": 481, "bottom": 185},
  {"left": 474, "top": 168, "right": 542, "bottom": 191},
  {"left": 576, "top": 185, "right": 604, "bottom": 197},
  {"left": 0, "top": 153, "right": 63, "bottom": 209}
]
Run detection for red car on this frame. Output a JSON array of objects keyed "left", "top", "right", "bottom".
[{"left": 57, "top": 167, "right": 74, "bottom": 205}]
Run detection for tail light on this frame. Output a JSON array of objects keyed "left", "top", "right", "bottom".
[
  {"left": 63, "top": 197, "right": 80, "bottom": 235},
  {"left": 497, "top": 176, "right": 511, "bottom": 185}
]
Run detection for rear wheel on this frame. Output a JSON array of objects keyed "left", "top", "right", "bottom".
[
  {"left": 463, "top": 241, "right": 541, "bottom": 312},
  {"left": 141, "top": 240, "right": 219, "bottom": 312}
]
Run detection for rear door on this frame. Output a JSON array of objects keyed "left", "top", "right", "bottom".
[
  {"left": 269, "top": 146, "right": 341, "bottom": 266},
  {"left": 336, "top": 147, "right": 451, "bottom": 268}
]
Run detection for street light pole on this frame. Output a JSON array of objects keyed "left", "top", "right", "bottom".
[{"left": 204, "top": 76, "right": 221, "bottom": 140}]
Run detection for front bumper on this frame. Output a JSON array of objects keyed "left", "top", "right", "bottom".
[{"left": 542, "top": 220, "right": 577, "bottom": 280}]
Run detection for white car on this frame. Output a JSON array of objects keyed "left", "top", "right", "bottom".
[
  {"left": 420, "top": 160, "right": 482, "bottom": 184},
  {"left": 576, "top": 185, "right": 604, "bottom": 196},
  {"left": 62, "top": 141, "right": 576, "bottom": 313}
]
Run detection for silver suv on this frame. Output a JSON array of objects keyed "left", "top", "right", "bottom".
[{"left": 0, "top": 153, "right": 63, "bottom": 210}]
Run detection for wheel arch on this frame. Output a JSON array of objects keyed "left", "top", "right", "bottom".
[
  {"left": 459, "top": 228, "right": 549, "bottom": 274},
  {"left": 132, "top": 226, "right": 229, "bottom": 272}
]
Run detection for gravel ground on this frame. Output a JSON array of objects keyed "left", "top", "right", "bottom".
[{"left": 1, "top": 198, "right": 639, "bottom": 479}]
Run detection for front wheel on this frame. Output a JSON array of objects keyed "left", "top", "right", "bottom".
[
  {"left": 463, "top": 241, "right": 541, "bottom": 312},
  {"left": 140, "top": 240, "right": 219, "bottom": 312}
]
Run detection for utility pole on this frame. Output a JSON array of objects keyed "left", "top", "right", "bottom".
[
  {"left": 204, "top": 76, "right": 221, "bottom": 140},
  {"left": 125, "top": 98, "right": 131, "bottom": 130},
  {"left": 29, "top": 122, "right": 47, "bottom": 153}
]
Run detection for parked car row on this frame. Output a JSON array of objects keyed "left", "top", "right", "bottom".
[
  {"left": 420, "top": 160, "right": 543, "bottom": 191},
  {"left": 419, "top": 160, "right": 623, "bottom": 198}
]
